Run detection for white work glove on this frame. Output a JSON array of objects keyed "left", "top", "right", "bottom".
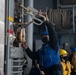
[
  {"left": 38, "top": 10, "right": 49, "bottom": 21},
  {"left": 36, "top": 64, "right": 40, "bottom": 69},
  {"left": 36, "top": 64, "right": 45, "bottom": 75},
  {"left": 22, "top": 42, "right": 28, "bottom": 49},
  {"left": 40, "top": 71, "right": 45, "bottom": 75}
]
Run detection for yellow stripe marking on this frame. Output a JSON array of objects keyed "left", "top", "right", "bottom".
[{"left": 8, "top": 16, "right": 14, "bottom": 22}]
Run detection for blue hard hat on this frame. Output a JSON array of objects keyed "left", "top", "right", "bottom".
[
  {"left": 42, "top": 31, "right": 49, "bottom": 35},
  {"left": 70, "top": 47, "right": 76, "bottom": 52}
]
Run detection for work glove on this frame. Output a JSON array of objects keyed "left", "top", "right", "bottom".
[
  {"left": 36, "top": 64, "right": 45, "bottom": 75},
  {"left": 22, "top": 42, "right": 28, "bottom": 49},
  {"left": 40, "top": 71, "right": 45, "bottom": 75}
]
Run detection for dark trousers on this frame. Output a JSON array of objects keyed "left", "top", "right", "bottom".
[
  {"left": 29, "top": 67, "right": 40, "bottom": 75},
  {"left": 71, "top": 71, "right": 76, "bottom": 75},
  {"left": 43, "top": 65, "right": 63, "bottom": 75},
  {"left": 43, "top": 69, "right": 62, "bottom": 75}
]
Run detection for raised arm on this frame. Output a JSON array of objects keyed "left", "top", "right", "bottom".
[
  {"left": 22, "top": 43, "right": 39, "bottom": 59},
  {"left": 45, "top": 21, "right": 59, "bottom": 50}
]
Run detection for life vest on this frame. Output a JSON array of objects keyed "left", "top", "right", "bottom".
[
  {"left": 72, "top": 53, "right": 76, "bottom": 72},
  {"left": 61, "top": 61, "right": 71, "bottom": 75},
  {"left": 38, "top": 43, "right": 60, "bottom": 69}
]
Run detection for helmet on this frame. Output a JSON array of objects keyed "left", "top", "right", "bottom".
[
  {"left": 70, "top": 47, "right": 76, "bottom": 52},
  {"left": 60, "top": 49, "right": 68, "bottom": 56},
  {"left": 42, "top": 31, "right": 49, "bottom": 35}
]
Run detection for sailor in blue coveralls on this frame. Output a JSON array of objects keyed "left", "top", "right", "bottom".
[{"left": 22, "top": 15, "right": 62, "bottom": 75}]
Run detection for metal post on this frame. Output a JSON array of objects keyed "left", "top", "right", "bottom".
[
  {"left": 4, "top": 0, "right": 8, "bottom": 74},
  {"left": 5, "top": 0, "right": 14, "bottom": 75},
  {"left": 24, "top": 0, "right": 33, "bottom": 75},
  {"left": 72, "top": 6, "right": 75, "bottom": 33},
  {"left": 26, "top": 0, "right": 33, "bottom": 52}
]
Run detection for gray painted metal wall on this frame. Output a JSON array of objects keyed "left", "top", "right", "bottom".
[
  {"left": 34, "top": 0, "right": 53, "bottom": 11},
  {"left": 34, "top": 0, "right": 75, "bottom": 53},
  {"left": 0, "top": 0, "right": 5, "bottom": 75},
  {"left": 33, "top": 0, "right": 54, "bottom": 42},
  {"left": 57, "top": 0, "right": 76, "bottom": 52}
]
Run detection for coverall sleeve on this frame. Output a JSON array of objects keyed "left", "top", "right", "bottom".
[
  {"left": 45, "top": 21, "right": 59, "bottom": 51},
  {"left": 23, "top": 48, "right": 39, "bottom": 60}
]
